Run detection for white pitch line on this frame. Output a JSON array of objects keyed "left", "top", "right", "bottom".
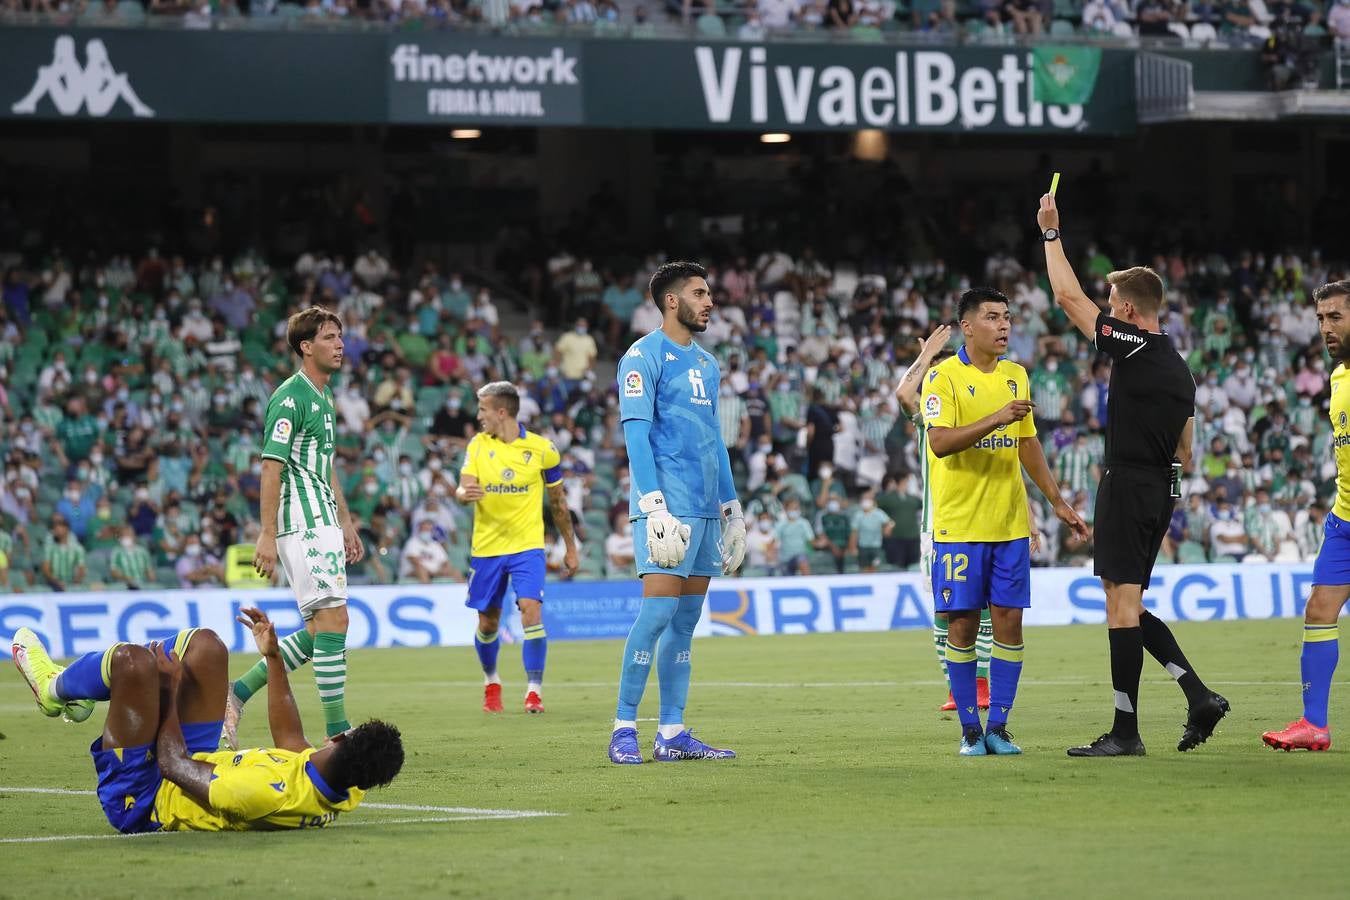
[
  {"left": 0, "top": 788, "right": 558, "bottom": 818},
  {"left": 340, "top": 678, "right": 1346, "bottom": 689}
]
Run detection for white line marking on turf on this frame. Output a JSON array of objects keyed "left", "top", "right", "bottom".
[
  {"left": 345, "top": 679, "right": 1345, "bottom": 689},
  {"left": 0, "top": 786, "right": 563, "bottom": 842}
]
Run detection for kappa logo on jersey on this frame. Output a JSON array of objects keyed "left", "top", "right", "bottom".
[
  {"left": 12, "top": 36, "right": 155, "bottom": 119},
  {"left": 924, "top": 394, "right": 942, "bottom": 419},
  {"left": 624, "top": 371, "right": 644, "bottom": 398},
  {"left": 271, "top": 418, "right": 293, "bottom": 444},
  {"left": 311, "top": 402, "right": 320, "bottom": 412},
  {"left": 281, "top": 397, "right": 297, "bottom": 410},
  {"left": 627, "top": 347, "right": 643, "bottom": 359},
  {"left": 666, "top": 352, "right": 678, "bottom": 361}
]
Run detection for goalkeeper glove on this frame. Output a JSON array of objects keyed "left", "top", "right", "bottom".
[
  {"left": 720, "top": 499, "right": 746, "bottom": 575},
  {"left": 639, "top": 491, "right": 691, "bottom": 569}
]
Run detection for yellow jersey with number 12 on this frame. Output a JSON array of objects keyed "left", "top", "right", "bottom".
[
  {"left": 151, "top": 746, "right": 365, "bottom": 832},
  {"left": 1330, "top": 364, "right": 1350, "bottom": 521},
  {"left": 460, "top": 424, "right": 563, "bottom": 557},
  {"left": 922, "top": 347, "right": 1034, "bottom": 543}
]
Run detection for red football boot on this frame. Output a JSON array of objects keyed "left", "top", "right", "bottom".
[
  {"left": 525, "top": 691, "right": 545, "bottom": 714},
  {"left": 940, "top": 692, "right": 957, "bottom": 711},
  {"left": 976, "top": 676, "right": 991, "bottom": 710},
  {"left": 483, "top": 682, "right": 504, "bottom": 713},
  {"left": 1262, "top": 717, "right": 1331, "bottom": 751}
]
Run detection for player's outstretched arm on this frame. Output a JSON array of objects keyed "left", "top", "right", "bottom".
[
  {"left": 1038, "top": 194, "right": 1099, "bottom": 340},
  {"left": 152, "top": 643, "right": 217, "bottom": 806},
  {"left": 1018, "top": 436, "right": 1088, "bottom": 542},
  {"left": 239, "top": 607, "right": 311, "bottom": 751},
  {"left": 895, "top": 324, "right": 952, "bottom": 417}
]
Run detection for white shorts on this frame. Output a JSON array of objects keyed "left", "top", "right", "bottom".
[
  {"left": 276, "top": 525, "right": 348, "bottom": 619},
  {"left": 920, "top": 531, "right": 934, "bottom": 598}
]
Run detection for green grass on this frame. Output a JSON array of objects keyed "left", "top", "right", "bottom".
[{"left": 1, "top": 618, "right": 1347, "bottom": 899}]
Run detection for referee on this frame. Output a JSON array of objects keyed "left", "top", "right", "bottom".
[{"left": 1038, "top": 192, "right": 1229, "bottom": 757}]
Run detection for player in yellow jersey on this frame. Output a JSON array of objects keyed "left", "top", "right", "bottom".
[
  {"left": 10, "top": 609, "right": 402, "bottom": 833},
  {"left": 1263, "top": 281, "right": 1350, "bottom": 752},
  {"left": 456, "top": 381, "right": 578, "bottom": 714},
  {"left": 922, "top": 287, "right": 1087, "bottom": 756}
]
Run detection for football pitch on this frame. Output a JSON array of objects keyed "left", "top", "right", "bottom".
[{"left": 1, "top": 617, "right": 1346, "bottom": 899}]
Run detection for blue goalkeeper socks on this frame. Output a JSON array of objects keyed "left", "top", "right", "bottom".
[
  {"left": 615, "top": 596, "right": 678, "bottom": 720},
  {"left": 54, "top": 649, "right": 113, "bottom": 702},
  {"left": 1301, "top": 624, "right": 1339, "bottom": 729},
  {"left": 657, "top": 594, "right": 704, "bottom": 725},
  {"left": 987, "top": 641, "right": 1025, "bottom": 730}
]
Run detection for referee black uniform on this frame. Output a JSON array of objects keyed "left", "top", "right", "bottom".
[
  {"left": 1069, "top": 308, "right": 1225, "bottom": 757},
  {"left": 1090, "top": 310, "right": 1194, "bottom": 588}
]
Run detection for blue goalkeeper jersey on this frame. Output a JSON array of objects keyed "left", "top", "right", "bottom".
[{"left": 619, "top": 329, "right": 723, "bottom": 520}]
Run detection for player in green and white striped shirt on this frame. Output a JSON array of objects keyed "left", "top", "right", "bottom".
[
  {"left": 894, "top": 325, "right": 1004, "bottom": 711},
  {"left": 223, "top": 307, "right": 365, "bottom": 750}
]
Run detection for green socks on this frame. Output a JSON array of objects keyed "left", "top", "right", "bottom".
[
  {"left": 233, "top": 628, "right": 315, "bottom": 703},
  {"left": 313, "top": 631, "right": 350, "bottom": 737}
]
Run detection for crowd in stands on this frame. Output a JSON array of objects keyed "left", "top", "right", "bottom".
[
  {"left": 0, "top": 229, "right": 1345, "bottom": 594},
  {"left": 5, "top": 0, "right": 1350, "bottom": 49}
]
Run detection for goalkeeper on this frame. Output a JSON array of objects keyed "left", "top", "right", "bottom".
[{"left": 608, "top": 261, "right": 745, "bottom": 765}]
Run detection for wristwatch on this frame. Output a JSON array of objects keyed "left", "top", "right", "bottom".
[{"left": 1042, "top": 227, "right": 1060, "bottom": 242}]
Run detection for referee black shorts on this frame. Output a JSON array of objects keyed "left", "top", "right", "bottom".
[{"left": 1093, "top": 465, "right": 1174, "bottom": 590}]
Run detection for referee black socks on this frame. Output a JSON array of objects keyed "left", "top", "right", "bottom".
[
  {"left": 1139, "top": 611, "right": 1210, "bottom": 707},
  {"left": 1108, "top": 627, "right": 1144, "bottom": 740}
]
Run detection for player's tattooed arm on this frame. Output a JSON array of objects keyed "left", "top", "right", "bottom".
[
  {"left": 895, "top": 324, "right": 952, "bottom": 416},
  {"left": 152, "top": 642, "right": 217, "bottom": 806},
  {"left": 547, "top": 483, "right": 579, "bottom": 577}
]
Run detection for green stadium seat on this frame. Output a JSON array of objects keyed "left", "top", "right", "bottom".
[
  {"left": 851, "top": 24, "right": 884, "bottom": 41},
  {"left": 1177, "top": 541, "right": 1208, "bottom": 564},
  {"left": 696, "top": 13, "right": 727, "bottom": 37},
  {"left": 1049, "top": 19, "right": 1076, "bottom": 36},
  {"left": 116, "top": 0, "right": 145, "bottom": 23}
]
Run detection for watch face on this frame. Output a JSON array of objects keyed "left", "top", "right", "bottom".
[{"left": 1044, "top": 228, "right": 1059, "bottom": 240}]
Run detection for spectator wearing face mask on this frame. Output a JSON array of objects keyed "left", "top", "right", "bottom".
[
  {"left": 776, "top": 498, "right": 816, "bottom": 576},
  {"left": 604, "top": 512, "right": 636, "bottom": 577},
  {"left": 175, "top": 534, "right": 223, "bottom": 589},
  {"left": 55, "top": 478, "right": 99, "bottom": 542},
  {"left": 411, "top": 494, "right": 457, "bottom": 544},
  {"left": 43, "top": 515, "right": 87, "bottom": 592},
  {"left": 849, "top": 490, "right": 894, "bottom": 573},
  {"left": 400, "top": 519, "right": 457, "bottom": 584},
  {"left": 109, "top": 525, "right": 154, "bottom": 589},
  {"left": 554, "top": 318, "right": 598, "bottom": 392},
  {"left": 1209, "top": 501, "right": 1249, "bottom": 562},
  {"left": 429, "top": 392, "right": 476, "bottom": 448},
  {"left": 745, "top": 513, "right": 780, "bottom": 574},
  {"left": 392, "top": 454, "right": 424, "bottom": 510}
]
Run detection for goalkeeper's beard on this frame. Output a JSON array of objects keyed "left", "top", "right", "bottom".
[{"left": 677, "top": 300, "right": 708, "bottom": 333}]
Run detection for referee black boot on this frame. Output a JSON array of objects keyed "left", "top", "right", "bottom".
[
  {"left": 1066, "top": 732, "right": 1147, "bottom": 757},
  {"left": 1178, "top": 692, "right": 1231, "bottom": 752}
]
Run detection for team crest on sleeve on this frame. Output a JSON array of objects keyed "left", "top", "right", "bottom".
[
  {"left": 271, "top": 418, "right": 293, "bottom": 444},
  {"left": 1007, "top": 380, "right": 1018, "bottom": 397},
  {"left": 624, "top": 371, "right": 644, "bottom": 397},
  {"left": 1340, "top": 411, "right": 1347, "bottom": 430},
  {"left": 924, "top": 394, "right": 942, "bottom": 419},
  {"left": 1101, "top": 324, "right": 1113, "bottom": 337}
]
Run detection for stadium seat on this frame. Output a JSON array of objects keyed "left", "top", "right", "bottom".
[
  {"left": 116, "top": 0, "right": 146, "bottom": 23},
  {"left": 1189, "top": 22, "right": 1217, "bottom": 43},
  {"left": 851, "top": 25, "right": 885, "bottom": 41},
  {"left": 696, "top": 13, "right": 728, "bottom": 37},
  {"left": 1177, "top": 541, "right": 1209, "bottom": 564},
  {"left": 1050, "top": 19, "right": 1076, "bottom": 36}
]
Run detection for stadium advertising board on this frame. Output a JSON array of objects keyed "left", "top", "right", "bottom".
[
  {"left": 584, "top": 41, "right": 1135, "bottom": 135},
  {"left": 1, "top": 27, "right": 1131, "bottom": 133},
  {"left": 0, "top": 563, "right": 1311, "bottom": 658}
]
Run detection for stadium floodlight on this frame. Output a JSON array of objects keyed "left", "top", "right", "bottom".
[
  {"left": 450, "top": 129, "right": 482, "bottom": 139},
  {"left": 759, "top": 133, "right": 790, "bottom": 144}
]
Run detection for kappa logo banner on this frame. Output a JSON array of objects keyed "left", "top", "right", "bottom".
[{"left": 11, "top": 35, "right": 153, "bottom": 118}]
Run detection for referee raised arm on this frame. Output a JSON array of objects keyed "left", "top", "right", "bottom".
[{"left": 1038, "top": 192, "right": 1229, "bottom": 757}]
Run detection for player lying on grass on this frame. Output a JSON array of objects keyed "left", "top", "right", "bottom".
[{"left": 11, "top": 609, "right": 402, "bottom": 833}]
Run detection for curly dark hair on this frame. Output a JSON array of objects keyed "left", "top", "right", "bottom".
[
  {"left": 648, "top": 260, "right": 708, "bottom": 312},
  {"left": 330, "top": 719, "right": 404, "bottom": 791}
]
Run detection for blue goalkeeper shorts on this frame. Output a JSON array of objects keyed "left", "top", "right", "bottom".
[
  {"left": 931, "top": 538, "right": 1031, "bottom": 612},
  {"left": 633, "top": 516, "right": 722, "bottom": 579}
]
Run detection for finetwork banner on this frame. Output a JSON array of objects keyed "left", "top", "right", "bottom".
[
  {"left": 0, "top": 563, "right": 1314, "bottom": 660},
  {"left": 0, "top": 27, "right": 1135, "bottom": 133}
]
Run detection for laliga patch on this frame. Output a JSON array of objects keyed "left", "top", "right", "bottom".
[
  {"left": 923, "top": 394, "right": 942, "bottom": 419},
  {"left": 624, "top": 371, "right": 644, "bottom": 398},
  {"left": 271, "top": 418, "right": 293, "bottom": 445}
]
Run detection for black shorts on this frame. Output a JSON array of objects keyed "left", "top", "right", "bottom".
[{"left": 1093, "top": 466, "right": 1174, "bottom": 589}]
